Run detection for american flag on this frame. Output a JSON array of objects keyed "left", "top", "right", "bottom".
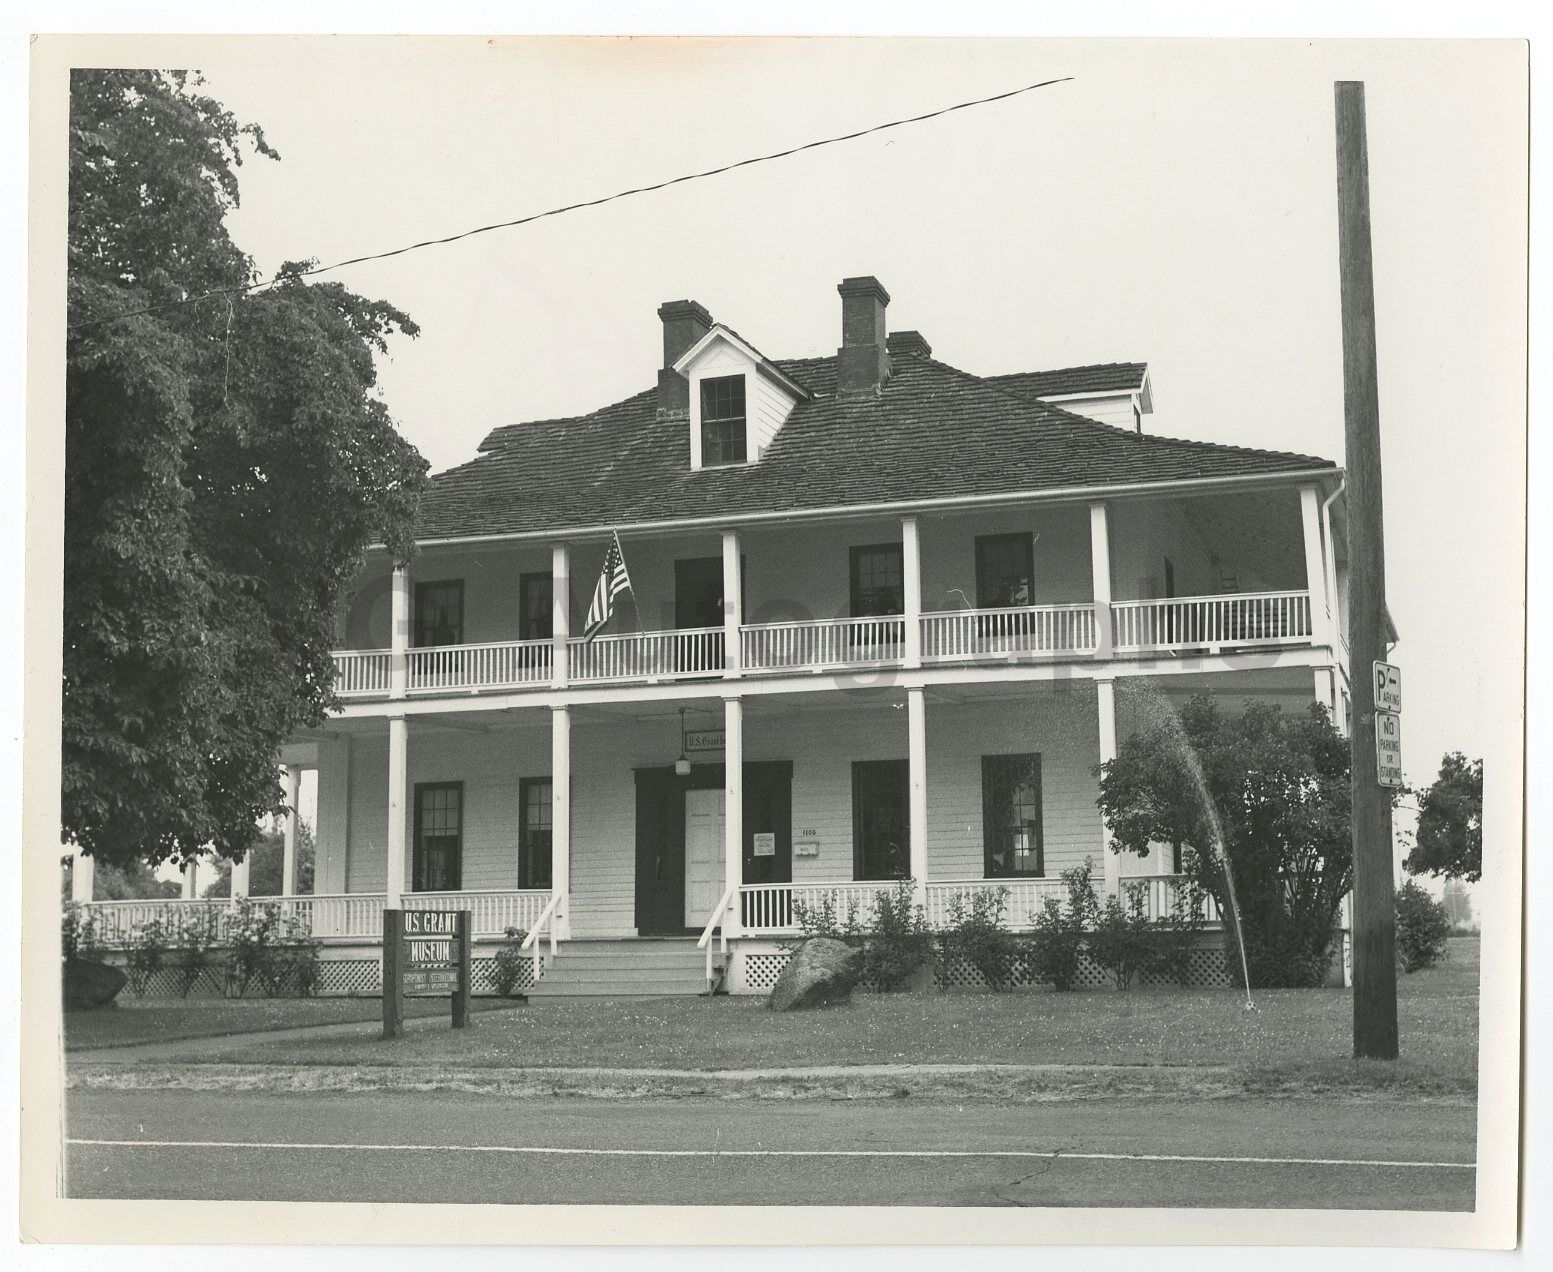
[{"left": 583, "top": 531, "right": 634, "bottom": 641}]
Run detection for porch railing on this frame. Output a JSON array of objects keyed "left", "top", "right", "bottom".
[
  {"left": 333, "top": 649, "right": 392, "bottom": 697},
  {"left": 569, "top": 627, "right": 723, "bottom": 683},
  {"left": 407, "top": 641, "right": 553, "bottom": 693},
  {"left": 739, "top": 875, "right": 1220, "bottom": 936},
  {"left": 1111, "top": 590, "right": 1312, "bottom": 654},
  {"left": 920, "top": 604, "right": 1098, "bottom": 663},
  {"left": 78, "top": 889, "right": 552, "bottom": 944},
  {"left": 331, "top": 590, "right": 1319, "bottom": 698},
  {"left": 741, "top": 616, "right": 905, "bottom": 673}
]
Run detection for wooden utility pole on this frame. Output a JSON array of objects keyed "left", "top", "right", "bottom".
[{"left": 1335, "top": 80, "right": 1399, "bottom": 1060}]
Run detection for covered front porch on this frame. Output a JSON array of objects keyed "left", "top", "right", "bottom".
[{"left": 76, "top": 669, "right": 1336, "bottom": 977}]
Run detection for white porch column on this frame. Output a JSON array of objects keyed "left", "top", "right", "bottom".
[
  {"left": 1096, "top": 679, "right": 1121, "bottom": 898},
  {"left": 70, "top": 851, "right": 95, "bottom": 903},
  {"left": 281, "top": 763, "right": 302, "bottom": 897},
  {"left": 721, "top": 530, "right": 743, "bottom": 679},
  {"left": 389, "top": 564, "right": 409, "bottom": 699},
  {"left": 385, "top": 715, "right": 408, "bottom": 909},
  {"left": 1089, "top": 502, "right": 1114, "bottom": 660},
  {"left": 902, "top": 515, "right": 922, "bottom": 668},
  {"left": 551, "top": 542, "right": 570, "bottom": 689},
  {"left": 906, "top": 688, "right": 929, "bottom": 898},
  {"left": 1314, "top": 666, "right": 1338, "bottom": 719},
  {"left": 1299, "top": 484, "right": 1332, "bottom": 650},
  {"left": 230, "top": 853, "right": 250, "bottom": 900},
  {"left": 551, "top": 705, "right": 571, "bottom": 938},
  {"left": 723, "top": 696, "right": 744, "bottom": 935},
  {"left": 181, "top": 861, "right": 197, "bottom": 900}
]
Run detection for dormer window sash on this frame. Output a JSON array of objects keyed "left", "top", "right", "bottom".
[{"left": 699, "top": 374, "right": 748, "bottom": 467}]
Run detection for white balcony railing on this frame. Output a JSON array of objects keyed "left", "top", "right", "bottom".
[
  {"left": 407, "top": 641, "right": 554, "bottom": 694},
  {"left": 920, "top": 604, "right": 1098, "bottom": 663},
  {"left": 334, "top": 649, "right": 392, "bottom": 697},
  {"left": 569, "top": 627, "right": 724, "bottom": 683},
  {"left": 331, "top": 591, "right": 1319, "bottom": 698},
  {"left": 741, "top": 616, "right": 905, "bottom": 673},
  {"left": 1111, "top": 590, "right": 1312, "bottom": 654},
  {"left": 78, "top": 889, "right": 553, "bottom": 945}
]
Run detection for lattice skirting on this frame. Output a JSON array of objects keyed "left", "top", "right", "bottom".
[
  {"left": 736, "top": 942, "right": 1234, "bottom": 994},
  {"left": 111, "top": 953, "right": 543, "bottom": 999}
]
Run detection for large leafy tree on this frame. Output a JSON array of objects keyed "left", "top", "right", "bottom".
[
  {"left": 1096, "top": 694, "right": 1353, "bottom": 988},
  {"left": 1404, "top": 753, "right": 1483, "bottom": 883},
  {"left": 65, "top": 70, "right": 427, "bottom": 870}
]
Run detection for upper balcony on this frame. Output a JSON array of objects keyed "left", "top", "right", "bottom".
[{"left": 329, "top": 486, "right": 1343, "bottom": 705}]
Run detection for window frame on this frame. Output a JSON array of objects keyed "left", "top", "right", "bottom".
[
  {"left": 974, "top": 532, "right": 1035, "bottom": 611},
  {"left": 413, "top": 579, "right": 465, "bottom": 649},
  {"left": 518, "top": 572, "right": 553, "bottom": 643},
  {"left": 851, "top": 758, "right": 911, "bottom": 882},
  {"left": 981, "top": 753, "right": 1044, "bottom": 879},
  {"left": 412, "top": 780, "right": 464, "bottom": 893},
  {"left": 518, "top": 776, "right": 553, "bottom": 891},
  {"left": 698, "top": 374, "right": 748, "bottom": 467},
  {"left": 849, "top": 543, "right": 906, "bottom": 618}
]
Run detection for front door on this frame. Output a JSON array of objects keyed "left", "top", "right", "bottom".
[{"left": 684, "top": 789, "right": 725, "bottom": 930}]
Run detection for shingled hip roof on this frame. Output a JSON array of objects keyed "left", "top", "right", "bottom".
[{"left": 418, "top": 351, "right": 1334, "bottom": 543}]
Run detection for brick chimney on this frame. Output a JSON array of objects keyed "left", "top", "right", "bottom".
[
  {"left": 836, "top": 276, "right": 891, "bottom": 396},
  {"left": 656, "top": 299, "right": 713, "bottom": 417}
]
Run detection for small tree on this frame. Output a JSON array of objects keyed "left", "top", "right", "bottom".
[
  {"left": 1395, "top": 880, "right": 1451, "bottom": 972},
  {"left": 1097, "top": 694, "right": 1353, "bottom": 989},
  {"left": 1404, "top": 753, "right": 1483, "bottom": 883}
]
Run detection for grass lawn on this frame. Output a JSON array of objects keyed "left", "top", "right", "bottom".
[
  {"left": 184, "top": 938, "right": 1479, "bottom": 1092},
  {"left": 64, "top": 995, "right": 522, "bottom": 1051}
]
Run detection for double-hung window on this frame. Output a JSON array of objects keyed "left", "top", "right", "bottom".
[
  {"left": 519, "top": 778, "right": 552, "bottom": 890},
  {"left": 982, "top": 754, "right": 1044, "bottom": 878},
  {"left": 700, "top": 375, "right": 747, "bottom": 466}
]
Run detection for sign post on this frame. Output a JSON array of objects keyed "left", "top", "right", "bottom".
[{"left": 382, "top": 908, "right": 471, "bottom": 1040}]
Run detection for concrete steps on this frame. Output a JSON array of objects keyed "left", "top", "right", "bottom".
[{"left": 529, "top": 938, "right": 714, "bottom": 997}]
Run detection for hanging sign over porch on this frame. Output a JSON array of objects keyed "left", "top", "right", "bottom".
[
  {"left": 382, "top": 908, "right": 472, "bottom": 1039},
  {"left": 685, "top": 728, "right": 725, "bottom": 753}
]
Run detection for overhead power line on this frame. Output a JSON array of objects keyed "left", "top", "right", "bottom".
[{"left": 70, "top": 75, "right": 1073, "bottom": 332}]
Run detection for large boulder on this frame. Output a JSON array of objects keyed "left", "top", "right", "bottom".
[
  {"left": 767, "top": 937, "right": 863, "bottom": 1011},
  {"left": 63, "top": 959, "right": 127, "bottom": 1012}
]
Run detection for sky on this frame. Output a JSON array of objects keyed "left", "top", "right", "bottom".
[{"left": 172, "top": 38, "right": 1525, "bottom": 882}]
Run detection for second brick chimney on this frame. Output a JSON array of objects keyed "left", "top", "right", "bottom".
[
  {"left": 836, "top": 276, "right": 891, "bottom": 396},
  {"left": 657, "top": 299, "right": 713, "bottom": 417}
]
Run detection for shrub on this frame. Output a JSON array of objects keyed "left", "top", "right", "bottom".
[
  {"left": 938, "top": 886, "right": 1019, "bottom": 991},
  {"left": 1023, "top": 861, "right": 1099, "bottom": 991},
  {"left": 791, "top": 892, "right": 867, "bottom": 947},
  {"left": 169, "top": 907, "right": 222, "bottom": 998},
  {"left": 1395, "top": 880, "right": 1451, "bottom": 973},
  {"left": 125, "top": 919, "right": 168, "bottom": 996},
  {"left": 489, "top": 926, "right": 530, "bottom": 997},
  {"left": 1151, "top": 875, "right": 1211, "bottom": 986},
  {"left": 1088, "top": 882, "right": 1157, "bottom": 990},
  {"left": 864, "top": 881, "right": 933, "bottom": 992},
  {"left": 279, "top": 920, "right": 322, "bottom": 998},
  {"left": 225, "top": 898, "right": 283, "bottom": 997},
  {"left": 62, "top": 901, "right": 106, "bottom": 964}
]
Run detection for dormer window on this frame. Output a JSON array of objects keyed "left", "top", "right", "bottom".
[{"left": 699, "top": 375, "right": 747, "bottom": 466}]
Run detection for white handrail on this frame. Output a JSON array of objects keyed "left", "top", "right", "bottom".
[
  {"left": 696, "top": 884, "right": 738, "bottom": 991},
  {"left": 520, "top": 891, "right": 564, "bottom": 983}
]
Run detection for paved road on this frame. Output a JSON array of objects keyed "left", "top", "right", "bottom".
[{"left": 65, "top": 1089, "right": 1475, "bottom": 1210}]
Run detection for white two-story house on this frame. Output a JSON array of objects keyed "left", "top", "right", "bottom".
[{"left": 84, "top": 277, "right": 1355, "bottom": 996}]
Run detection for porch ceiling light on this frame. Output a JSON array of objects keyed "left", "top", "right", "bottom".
[{"left": 674, "top": 707, "right": 692, "bottom": 777}]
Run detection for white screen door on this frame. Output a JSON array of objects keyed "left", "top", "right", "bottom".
[{"left": 684, "top": 789, "right": 725, "bottom": 929}]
